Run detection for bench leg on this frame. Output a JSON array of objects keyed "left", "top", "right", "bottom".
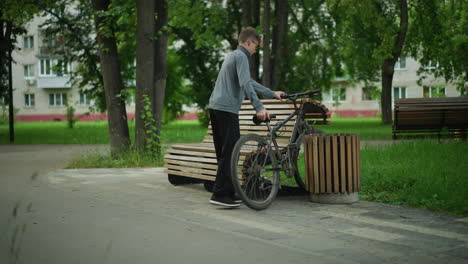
[
  {"left": 204, "top": 180, "right": 214, "bottom": 193},
  {"left": 168, "top": 174, "right": 203, "bottom": 185}
]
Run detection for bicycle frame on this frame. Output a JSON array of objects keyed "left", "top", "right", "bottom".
[{"left": 261, "top": 97, "right": 313, "bottom": 175}]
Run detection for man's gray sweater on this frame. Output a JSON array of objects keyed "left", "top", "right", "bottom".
[{"left": 208, "top": 46, "right": 275, "bottom": 114}]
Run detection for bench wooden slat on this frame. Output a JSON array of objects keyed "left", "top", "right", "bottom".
[
  {"left": 165, "top": 170, "right": 215, "bottom": 181},
  {"left": 165, "top": 154, "right": 217, "bottom": 164},
  {"left": 164, "top": 159, "right": 218, "bottom": 170},
  {"left": 167, "top": 148, "right": 217, "bottom": 158},
  {"left": 396, "top": 106, "right": 468, "bottom": 111},
  {"left": 166, "top": 164, "right": 217, "bottom": 176},
  {"left": 171, "top": 144, "right": 216, "bottom": 153}
]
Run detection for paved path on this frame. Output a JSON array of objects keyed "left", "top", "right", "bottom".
[{"left": 1, "top": 144, "right": 467, "bottom": 264}]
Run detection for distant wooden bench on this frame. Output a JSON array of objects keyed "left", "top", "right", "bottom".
[
  {"left": 393, "top": 97, "right": 468, "bottom": 140},
  {"left": 164, "top": 99, "right": 330, "bottom": 190}
]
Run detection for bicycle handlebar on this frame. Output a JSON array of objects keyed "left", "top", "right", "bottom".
[
  {"left": 251, "top": 90, "right": 321, "bottom": 125},
  {"left": 281, "top": 89, "right": 321, "bottom": 100}
]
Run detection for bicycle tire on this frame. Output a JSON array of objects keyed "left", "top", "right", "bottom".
[
  {"left": 230, "top": 134, "right": 280, "bottom": 210},
  {"left": 292, "top": 129, "right": 325, "bottom": 190}
]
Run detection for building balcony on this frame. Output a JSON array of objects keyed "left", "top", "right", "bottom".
[
  {"left": 37, "top": 76, "right": 72, "bottom": 89},
  {"left": 39, "top": 46, "right": 64, "bottom": 55}
]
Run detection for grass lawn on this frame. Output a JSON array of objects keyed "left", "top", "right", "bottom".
[
  {"left": 317, "top": 117, "right": 392, "bottom": 140},
  {"left": 360, "top": 140, "right": 468, "bottom": 216},
  {"left": 0, "top": 117, "right": 391, "bottom": 144},
  {"left": 294, "top": 140, "right": 468, "bottom": 216},
  {"left": 0, "top": 120, "right": 206, "bottom": 144}
]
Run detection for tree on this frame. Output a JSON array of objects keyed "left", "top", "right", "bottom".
[
  {"left": 407, "top": 0, "right": 468, "bottom": 91},
  {"left": 152, "top": 0, "right": 169, "bottom": 154},
  {"left": 270, "top": 0, "right": 288, "bottom": 90},
  {"left": 327, "top": 0, "right": 408, "bottom": 124},
  {"left": 1, "top": 0, "right": 42, "bottom": 143},
  {"left": 273, "top": 0, "right": 342, "bottom": 94},
  {"left": 41, "top": 0, "right": 106, "bottom": 112},
  {"left": 135, "top": 0, "right": 168, "bottom": 154},
  {"left": 135, "top": 0, "right": 155, "bottom": 151},
  {"left": 242, "top": 0, "right": 260, "bottom": 81},
  {"left": 262, "top": 0, "right": 272, "bottom": 87},
  {"left": 92, "top": 0, "right": 130, "bottom": 155},
  {"left": 381, "top": 0, "right": 408, "bottom": 124},
  {"left": 170, "top": 0, "right": 239, "bottom": 125}
]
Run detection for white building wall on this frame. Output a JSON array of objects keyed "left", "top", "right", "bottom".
[
  {"left": 324, "top": 57, "right": 461, "bottom": 117},
  {"left": 10, "top": 15, "right": 135, "bottom": 121}
]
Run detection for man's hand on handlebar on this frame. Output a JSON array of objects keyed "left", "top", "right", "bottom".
[
  {"left": 274, "top": 91, "right": 286, "bottom": 100},
  {"left": 256, "top": 109, "right": 270, "bottom": 121}
]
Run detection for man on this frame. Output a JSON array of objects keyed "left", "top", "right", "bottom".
[{"left": 208, "top": 28, "right": 285, "bottom": 207}]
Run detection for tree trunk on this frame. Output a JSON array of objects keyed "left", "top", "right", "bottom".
[
  {"left": 242, "top": 0, "right": 260, "bottom": 81},
  {"left": 0, "top": 20, "right": 14, "bottom": 142},
  {"left": 135, "top": 0, "right": 155, "bottom": 151},
  {"left": 8, "top": 26, "right": 14, "bottom": 143},
  {"left": 252, "top": 0, "right": 260, "bottom": 82},
  {"left": 153, "top": 0, "right": 168, "bottom": 154},
  {"left": 380, "top": 0, "right": 408, "bottom": 124},
  {"left": 241, "top": 0, "right": 252, "bottom": 27},
  {"left": 262, "top": 0, "right": 272, "bottom": 87},
  {"left": 0, "top": 19, "right": 12, "bottom": 97},
  {"left": 381, "top": 59, "right": 395, "bottom": 125},
  {"left": 92, "top": 0, "right": 130, "bottom": 156},
  {"left": 271, "top": 0, "right": 288, "bottom": 90}
]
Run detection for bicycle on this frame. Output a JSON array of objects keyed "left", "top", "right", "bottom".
[{"left": 230, "top": 90, "right": 325, "bottom": 210}]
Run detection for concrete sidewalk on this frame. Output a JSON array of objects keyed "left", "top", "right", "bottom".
[{"left": 1, "top": 144, "right": 467, "bottom": 264}]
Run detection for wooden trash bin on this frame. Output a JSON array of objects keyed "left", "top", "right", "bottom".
[{"left": 302, "top": 134, "right": 361, "bottom": 203}]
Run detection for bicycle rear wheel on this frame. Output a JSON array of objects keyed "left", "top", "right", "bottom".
[{"left": 230, "top": 134, "right": 279, "bottom": 210}]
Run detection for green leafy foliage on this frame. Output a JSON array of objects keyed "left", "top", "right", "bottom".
[
  {"left": 407, "top": 0, "right": 468, "bottom": 91},
  {"left": 140, "top": 94, "right": 161, "bottom": 157}
]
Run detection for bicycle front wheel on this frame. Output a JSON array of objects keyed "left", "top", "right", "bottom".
[{"left": 230, "top": 134, "right": 279, "bottom": 210}]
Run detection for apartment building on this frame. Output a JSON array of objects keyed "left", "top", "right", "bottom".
[
  {"left": 324, "top": 57, "right": 461, "bottom": 117},
  {"left": 8, "top": 15, "right": 135, "bottom": 122}
]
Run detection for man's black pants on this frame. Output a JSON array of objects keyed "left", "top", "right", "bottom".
[{"left": 209, "top": 109, "right": 240, "bottom": 197}]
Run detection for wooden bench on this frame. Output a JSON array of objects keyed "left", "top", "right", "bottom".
[
  {"left": 393, "top": 97, "right": 468, "bottom": 140},
  {"left": 164, "top": 99, "right": 330, "bottom": 190}
]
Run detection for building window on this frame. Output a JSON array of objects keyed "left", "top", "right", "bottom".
[
  {"left": 55, "top": 59, "right": 70, "bottom": 76},
  {"left": 395, "top": 57, "right": 406, "bottom": 70},
  {"left": 39, "top": 58, "right": 70, "bottom": 77},
  {"left": 329, "top": 88, "right": 346, "bottom": 102},
  {"left": 24, "top": 94, "right": 35, "bottom": 108},
  {"left": 49, "top": 93, "right": 67, "bottom": 107},
  {"left": 40, "top": 58, "right": 52, "bottom": 76},
  {"left": 362, "top": 87, "right": 378, "bottom": 101},
  {"left": 423, "top": 86, "right": 445, "bottom": 98},
  {"left": 423, "top": 60, "right": 438, "bottom": 70},
  {"left": 393, "top": 87, "right": 407, "bottom": 100},
  {"left": 24, "top": 36, "right": 34, "bottom": 49},
  {"left": 24, "top": 64, "right": 34, "bottom": 79},
  {"left": 79, "top": 92, "right": 90, "bottom": 106}
]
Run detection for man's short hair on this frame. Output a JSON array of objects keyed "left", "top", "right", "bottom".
[{"left": 238, "top": 27, "right": 261, "bottom": 43}]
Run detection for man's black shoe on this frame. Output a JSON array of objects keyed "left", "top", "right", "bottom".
[
  {"left": 232, "top": 194, "right": 242, "bottom": 203},
  {"left": 210, "top": 194, "right": 241, "bottom": 207}
]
